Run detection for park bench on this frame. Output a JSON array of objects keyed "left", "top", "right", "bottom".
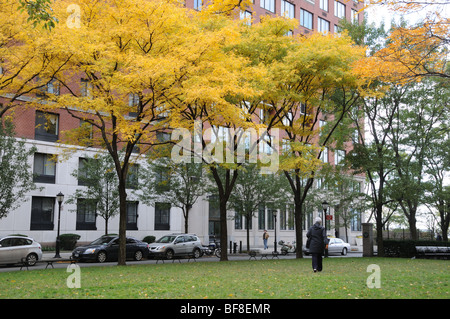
[
  {"left": 154, "top": 254, "right": 198, "bottom": 264},
  {"left": 20, "top": 256, "right": 77, "bottom": 270},
  {"left": 415, "top": 246, "right": 450, "bottom": 260},
  {"left": 248, "top": 249, "right": 279, "bottom": 260}
]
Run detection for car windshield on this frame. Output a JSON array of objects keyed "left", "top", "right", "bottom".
[
  {"left": 156, "top": 236, "right": 177, "bottom": 243},
  {"left": 90, "top": 236, "right": 115, "bottom": 245}
]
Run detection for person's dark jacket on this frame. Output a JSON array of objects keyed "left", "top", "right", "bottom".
[{"left": 306, "top": 223, "right": 328, "bottom": 254}]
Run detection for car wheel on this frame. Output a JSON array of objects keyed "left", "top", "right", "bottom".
[
  {"left": 165, "top": 249, "right": 174, "bottom": 260},
  {"left": 341, "top": 248, "right": 347, "bottom": 256},
  {"left": 134, "top": 250, "right": 143, "bottom": 261},
  {"left": 26, "top": 253, "right": 38, "bottom": 266},
  {"left": 97, "top": 251, "right": 107, "bottom": 263},
  {"left": 193, "top": 248, "right": 201, "bottom": 259}
]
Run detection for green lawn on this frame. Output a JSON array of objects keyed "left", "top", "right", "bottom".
[{"left": 0, "top": 258, "right": 448, "bottom": 299}]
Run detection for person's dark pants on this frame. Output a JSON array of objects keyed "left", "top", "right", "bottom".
[{"left": 311, "top": 253, "right": 323, "bottom": 272}]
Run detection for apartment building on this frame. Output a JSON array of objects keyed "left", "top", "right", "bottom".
[{"left": 0, "top": 0, "right": 365, "bottom": 249}]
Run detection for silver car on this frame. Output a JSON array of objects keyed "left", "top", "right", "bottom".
[
  {"left": 327, "top": 237, "right": 351, "bottom": 255},
  {"left": 148, "top": 234, "right": 203, "bottom": 260},
  {"left": 0, "top": 236, "right": 43, "bottom": 266}
]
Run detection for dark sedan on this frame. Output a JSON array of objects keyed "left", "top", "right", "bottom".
[{"left": 72, "top": 236, "right": 149, "bottom": 263}]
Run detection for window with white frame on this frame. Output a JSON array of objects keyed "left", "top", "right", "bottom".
[
  {"left": 261, "top": 0, "right": 275, "bottom": 12},
  {"left": 281, "top": 0, "right": 294, "bottom": 18},
  {"left": 334, "top": 1, "right": 345, "bottom": 19},
  {"left": 351, "top": 9, "right": 358, "bottom": 24},
  {"left": 320, "top": 0, "right": 328, "bottom": 11},
  {"left": 240, "top": 10, "right": 252, "bottom": 25},
  {"left": 334, "top": 149, "right": 345, "bottom": 165},
  {"left": 282, "top": 111, "right": 293, "bottom": 126},
  {"left": 300, "top": 9, "right": 313, "bottom": 29},
  {"left": 320, "top": 147, "right": 328, "bottom": 163},
  {"left": 318, "top": 17, "right": 330, "bottom": 33},
  {"left": 194, "top": 0, "right": 202, "bottom": 10}
]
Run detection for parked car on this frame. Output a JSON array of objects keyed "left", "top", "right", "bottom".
[
  {"left": 148, "top": 234, "right": 203, "bottom": 260},
  {"left": 0, "top": 236, "right": 42, "bottom": 266},
  {"left": 327, "top": 237, "right": 351, "bottom": 255},
  {"left": 72, "top": 235, "right": 149, "bottom": 263},
  {"left": 303, "top": 237, "right": 351, "bottom": 256}
]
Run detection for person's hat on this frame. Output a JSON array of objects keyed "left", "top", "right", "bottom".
[{"left": 314, "top": 217, "right": 322, "bottom": 224}]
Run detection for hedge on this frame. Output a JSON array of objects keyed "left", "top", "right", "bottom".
[
  {"left": 59, "top": 233, "right": 81, "bottom": 250},
  {"left": 142, "top": 235, "right": 156, "bottom": 244},
  {"left": 383, "top": 239, "right": 449, "bottom": 258}
]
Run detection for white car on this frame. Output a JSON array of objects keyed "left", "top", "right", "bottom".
[
  {"left": 327, "top": 237, "right": 351, "bottom": 255},
  {"left": 0, "top": 236, "right": 43, "bottom": 266}
]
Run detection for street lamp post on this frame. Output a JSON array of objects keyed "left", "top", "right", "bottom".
[
  {"left": 54, "top": 192, "right": 64, "bottom": 258},
  {"left": 321, "top": 201, "right": 329, "bottom": 227},
  {"left": 273, "top": 212, "right": 278, "bottom": 253}
]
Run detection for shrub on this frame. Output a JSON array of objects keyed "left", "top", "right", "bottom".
[
  {"left": 59, "top": 234, "right": 81, "bottom": 250},
  {"left": 383, "top": 239, "right": 449, "bottom": 258},
  {"left": 142, "top": 235, "right": 156, "bottom": 244}
]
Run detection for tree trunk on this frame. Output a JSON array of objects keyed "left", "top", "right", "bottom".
[
  {"left": 183, "top": 206, "right": 189, "bottom": 234},
  {"left": 117, "top": 180, "right": 128, "bottom": 266},
  {"left": 294, "top": 200, "right": 303, "bottom": 259},
  {"left": 219, "top": 198, "right": 228, "bottom": 261},
  {"left": 374, "top": 204, "right": 384, "bottom": 257}
]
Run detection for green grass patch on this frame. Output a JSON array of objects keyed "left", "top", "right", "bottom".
[{"left": 0, "top": 258, "right": 448, "bottom": 299}]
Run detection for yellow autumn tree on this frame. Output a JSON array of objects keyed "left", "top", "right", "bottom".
[
  {"left": 28, "top": 0, "right": 253, "bottom": 265},
  {"left": 215, "top": 17, "right": 367, "bottom": 258},
  {"left": 0, "top": 0, "right": 71, "bottom": 118},
  {"left": 263, "top": 31, "right": 366, "bottom": 258}
]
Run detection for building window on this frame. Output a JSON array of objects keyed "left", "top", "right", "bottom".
[
  {"left": 208, "top": 195, "right": 220, "bottom": 241},
  {"left": 300, "top": 9, "right": 313, "bottom": 29},
  {"left": 194, "top": 0, "right": 202, "bottom": 10},
  {"left": 258, "top": 204, "right": 265, "bottom": 230},
  {"left": 128, "top": 93, "right": 139, "bottom": 117},
  {"left": 33, "top": 153, "right": 56, "bottom": 183},
  {"left": 76, "top": 199, "right": 97, "bottom": 230},
  {"left": 288, "top": 205, "right": 295, "bottom": 230},
  {"left": 318, "top": 17, "right": 330, "bottom": 33},
  {"left": 35, "top": 111, "right": 59, "bottom": 142},
  {"left": 334, "top": 1, "right": 346, "bottom": 19},
  {"left": 30, "top": 197, "right": 54, "bottom": 230},
  {"left": 351, "top": 209, "right": 361, "bottom": 231},
  {"left": 320, "top": 0, "right": 328, "bottom": 11},
  {"left": 240, "top": 10, "right": 252, "bottom": 25},
  {"left": 155, "top": 202, "right": 170, "bottom": 230},
  {"left": 267, "top": 209, "right": 276, "bottom": 230},
  {"left": 80, "top": 78, "right": 93, "bottom": 98},
  {"left": 47, "top": 79, "right": 60, "bottom": 95},
  {"left": 235, "top": 212, "right": 243, "bottom": 230},
  {"left": 320, "top": 147, "right": 329, "bottom": 163},
  {"left": 126, "top": 164, "right": 139, "bottom": 189},
  {"left": 334, "top": 149, "right": 346, "bottom": 165},
  {"left": 261, "top": 0, "right": 275, "bottom": 13},
  {"left": 351, "top": 9, "right": 358, "bottom": 24},
  {"left": 127, "top": 201, "right": 138, "bottom": 230},
  {"left": 281, "top": 0, "right": 294, "bottom": 18}
]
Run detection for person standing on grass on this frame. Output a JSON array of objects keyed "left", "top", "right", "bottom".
[
  {"left": 306, "top": 217, "right": 328, "bottom": 272},
  {"left": 263, "top": 230, "right": 269, "bottom": 250}
]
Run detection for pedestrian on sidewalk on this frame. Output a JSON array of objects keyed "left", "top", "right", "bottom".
[
  {"left": 306, "top": 217, "right": 328, "bottom": 272},
  {"left": 263, "top": 230, "right": 269, "bottom": 250}
]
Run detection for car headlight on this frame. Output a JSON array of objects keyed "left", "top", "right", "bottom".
[{"left": 84, "top": 248, "right": 96, "bottom": 254}]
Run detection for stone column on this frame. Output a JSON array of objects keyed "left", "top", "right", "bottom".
[{"left": 362, "top": 223, "right": 374, "bottom": 257}]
